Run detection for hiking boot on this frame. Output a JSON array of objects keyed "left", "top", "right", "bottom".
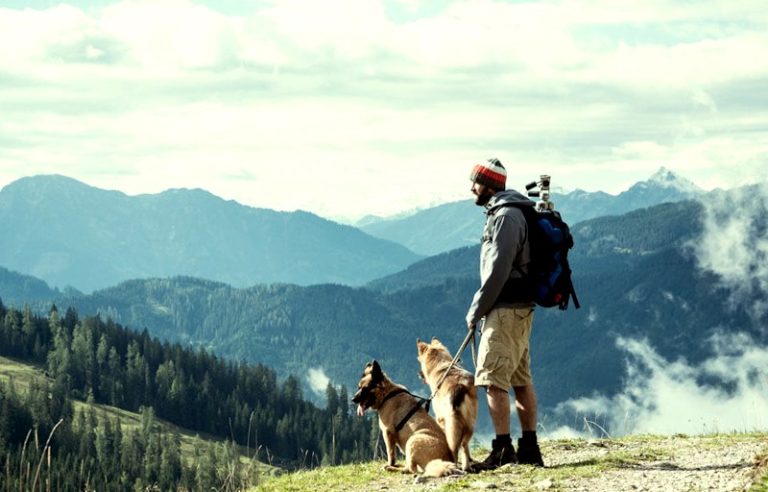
[
  {"left": 472, "top": 439, "right": 517, "bottom": 471},
  {"left": 517, "top": 438, "right": 544, "bottom": 467}
]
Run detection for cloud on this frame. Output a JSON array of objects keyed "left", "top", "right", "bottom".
[
  {"left": 307, "top": 367, "right": 331, "bottom": 397},
  {"left": 690, "top": 183, "right": 768, "bottom": 320},
  {"left": 551, "top": 334, "right": 768, "bottom": 437}
]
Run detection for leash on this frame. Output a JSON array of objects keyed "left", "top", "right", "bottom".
[
  {"left": 427, "top": 323, "right": 479, "bottom": 403},
  {"left": 470, "top": 319, "right": 480, "bottom": 368}
]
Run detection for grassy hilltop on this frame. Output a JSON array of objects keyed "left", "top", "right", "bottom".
[{"left": 255, "top": 433, "right": 768, "bottom": 492}]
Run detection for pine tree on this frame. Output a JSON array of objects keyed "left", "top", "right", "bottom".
[
  {"left": 21, "top": 305, "right": 36, "bottom": 356},
  {"left": 119, "top": 429, "right": 142, "bottom": 483},
  {"left": 94, "top": 414, "right": 115, "bottom": 484},
  {"left": 46, "top": 309, "right": 72, "bottom": 391},
  {"left": 325, "top": 383, "right": 340, "bottom": 417},
  {"left": 338, "top": 386, "right": 350, "bottom": 419},
  {"left": 70, "top": 322, "right": 94, "bottom": 395},
  {"left": 194, "top": 442, "right": 218, "bottom": 491},
  {"left": 107, "top": 347, "right": 124, "bottom": 407},
  {"left": 158, "top": 434, "right": 182, "bottom": 490},
  {"left": 3, "top": 308, "right": 22, "bottom": 357},
  {"left": 95, "top": 334, "right": 110, "bottom": 400}
]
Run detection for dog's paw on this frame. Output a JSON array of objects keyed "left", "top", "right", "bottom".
[{"left": 384, "top": 464, "right": 402, "bottom": 472}]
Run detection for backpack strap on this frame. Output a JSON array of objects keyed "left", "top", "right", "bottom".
[{"left": 566, "top": 275, "right": 581, "bottom": 310}]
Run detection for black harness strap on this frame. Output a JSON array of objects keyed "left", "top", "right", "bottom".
[
  {"left": 380, "top": 388, "right": 408, "bottom": 406},
  {"left": 395, "top": 398, "right": 428, "bottom": 432},
  {"left": 380, "top": 387, "right": 430, "bottom": 432}
]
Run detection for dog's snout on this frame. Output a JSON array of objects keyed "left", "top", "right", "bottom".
[{"left": 352, "top": 389, "right": 362, "bottom": 403}]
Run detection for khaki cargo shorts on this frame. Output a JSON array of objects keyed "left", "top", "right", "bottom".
[{"left": 475, "top": 306, "right": 535, "bottom": 390}]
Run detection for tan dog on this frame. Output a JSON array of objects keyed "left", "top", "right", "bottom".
[
  {"left": 352, "top": 360, "right": 459, "bottom": 477},
  {"left": 416, "top": 338, "right": 478, "bottom": 470}
]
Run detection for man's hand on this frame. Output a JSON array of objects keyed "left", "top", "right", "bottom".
[{"left": 467, "top": 320, "right": 476, "bottom": 332}]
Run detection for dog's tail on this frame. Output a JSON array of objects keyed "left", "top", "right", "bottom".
[
  {"left": 422, "top": 459, "right": 462, "bottom": 477},
  {"left": 450, "top": 385, "right": 469, "bottom": 410}
]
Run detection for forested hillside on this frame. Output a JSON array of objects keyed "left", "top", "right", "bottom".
[{"left": 0, "top": 302, "right": 377, "bottom": 490}]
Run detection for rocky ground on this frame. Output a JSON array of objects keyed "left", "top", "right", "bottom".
[
  {"left": 346, "top": 433, "right": 768, "bottom": 492},
  {"left": 533, "top": 434, "right": 767, "bottom": 492}
]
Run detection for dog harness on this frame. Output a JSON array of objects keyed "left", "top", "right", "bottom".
[{"left": 380, "top": 388, "right": 430, "bottom": 432}]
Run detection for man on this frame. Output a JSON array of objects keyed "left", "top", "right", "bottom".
[{"left": 466, "top": 158, "right": 544, "bottom": 469}]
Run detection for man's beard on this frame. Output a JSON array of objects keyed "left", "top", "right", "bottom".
[{"left": 474, "top": 189, "right": 494, "bottom": 206}]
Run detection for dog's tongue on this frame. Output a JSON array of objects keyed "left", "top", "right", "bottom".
[{"left": 356, "top": 404, "right": 365, "bottom": 417}]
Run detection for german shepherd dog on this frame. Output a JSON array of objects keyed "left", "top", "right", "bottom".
[
  {"left": 352, "top": 360, "right": 459, "bottom": 477},
  {"left": 416, "top": 338, "right": 478, "bottom": 470}
]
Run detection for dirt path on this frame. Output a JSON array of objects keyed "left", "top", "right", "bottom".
[
  {"left": 358, "top": 434, "right": 767, "bottom": 491},
  {"left": 543, "top": 434, "right": 766, "bottom": 492}
]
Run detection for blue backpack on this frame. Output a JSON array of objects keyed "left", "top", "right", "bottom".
[{"left": 502, "top": 203, "right": 580, "bottom": 310}]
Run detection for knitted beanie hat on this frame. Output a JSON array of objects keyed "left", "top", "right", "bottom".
[{"left": 469, "top": 158, "right": 507, "bottom": 190}]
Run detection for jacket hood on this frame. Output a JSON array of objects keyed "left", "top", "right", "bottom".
[{"left": 486, "top": 189, "right": 536, "bottom": 213}]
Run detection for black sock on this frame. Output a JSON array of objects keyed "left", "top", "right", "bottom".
[
  {"left": 521, "top": 431, "right": 538, "bottom": 445},
  {"left": 495, "top": 434, "right": 512, "bottom": 448}
]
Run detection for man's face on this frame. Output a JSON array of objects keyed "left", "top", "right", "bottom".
[{"left": 471, "top": 181, "right": 495, "bottom": 206}]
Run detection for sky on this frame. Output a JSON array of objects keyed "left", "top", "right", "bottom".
[{"left": 1, "top": 0, "right": 767, "bottom": 222}]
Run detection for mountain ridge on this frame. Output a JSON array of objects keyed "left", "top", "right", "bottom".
[
  {"left": 0, "top": 174, "right": 422, "bottom": 292},
  {"left": 360, "top": 167, "right": 705, "bottom": 255}
]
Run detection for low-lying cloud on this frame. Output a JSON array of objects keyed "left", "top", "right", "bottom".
[
  {"left": 552, "top": 333, "right": 768, "bottom": 437},
  {"left": 691, "top": 183, "right": 768, "bottom": 321},
  {"left": 551, "top": 187, "right": 768, "bottom": 438},
  {"left": 307, "top": 367, "right": 331, "bottom": 397}
]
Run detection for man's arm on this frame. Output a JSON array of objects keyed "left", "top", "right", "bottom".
[{"left": 466, "top": 211, "right": 526, "bottom": 327}]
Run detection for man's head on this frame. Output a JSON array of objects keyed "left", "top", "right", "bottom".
[{"left": 470, "top": 158, "right": 506, "bottom": 206}]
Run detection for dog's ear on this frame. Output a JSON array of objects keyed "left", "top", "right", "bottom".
[
  {"left": 417, "top": 340, "right": 428, "bottom": 355},
  {"left": 371, "top": 360, "right": 382, "bottom": 376},
  {"left": 433, "top": 337, "right": 445, "bottom": 348}
]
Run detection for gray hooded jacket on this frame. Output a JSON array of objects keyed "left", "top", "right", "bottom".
[{"left": 466, "top": 189, "right": 536, "bottom": 327}]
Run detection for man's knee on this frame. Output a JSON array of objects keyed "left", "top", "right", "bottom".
[
  {"left": 485, "top": 384, "right": 509, "bottom": 397},
  {"left": 513, "top": 384, "right": 534, "bottom": 395},
  {"left": 512, "top": 385, "right": 537, "bottom": 412}
]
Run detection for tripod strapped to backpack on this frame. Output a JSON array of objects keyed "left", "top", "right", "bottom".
[
  {"left": 525, "top": 174, "right": 555, "bottom": 213},
  {"left": 503, "top": 174, "right": 581, "bottom": 310}
]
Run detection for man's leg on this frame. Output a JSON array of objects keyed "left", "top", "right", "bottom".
[
  {"left": 513, "top": 384, "right": 544, "bottom": 466},
  {"left": 473, "top": 308, "right": 524, "bottom": 470},
  {"left": 476, "top": 385, "right": 516, "bottom": 469},
  {"left": 512, "top": 384, "right": 537, "bottom": 431},
  {"left": 487, "top": 385, "right": 511, "bottom": 434}
]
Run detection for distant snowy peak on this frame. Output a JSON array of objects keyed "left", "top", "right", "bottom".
[{"left": 643, "top": 167, "right": 703, "bottom": 194}]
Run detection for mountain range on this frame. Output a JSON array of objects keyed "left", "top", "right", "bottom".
[
  {"left": 3, "top": 169, "right": 760, "bottom": 436},
  {"left": 360, "top": 167, "right": 703, "bottom": 255},
  {"left": 2, "top": 189, "right": 763, "bottom": 430},
  {"left": 0, "top": 175, "right": 421, "bottom": 292},
  {"left": 1, "top": 168, "right": 701, "bottom": 293}
]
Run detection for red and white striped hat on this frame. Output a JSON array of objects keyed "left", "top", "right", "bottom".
[{"left": 469, "top": 158, "right": 507, "bottom": 190}]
